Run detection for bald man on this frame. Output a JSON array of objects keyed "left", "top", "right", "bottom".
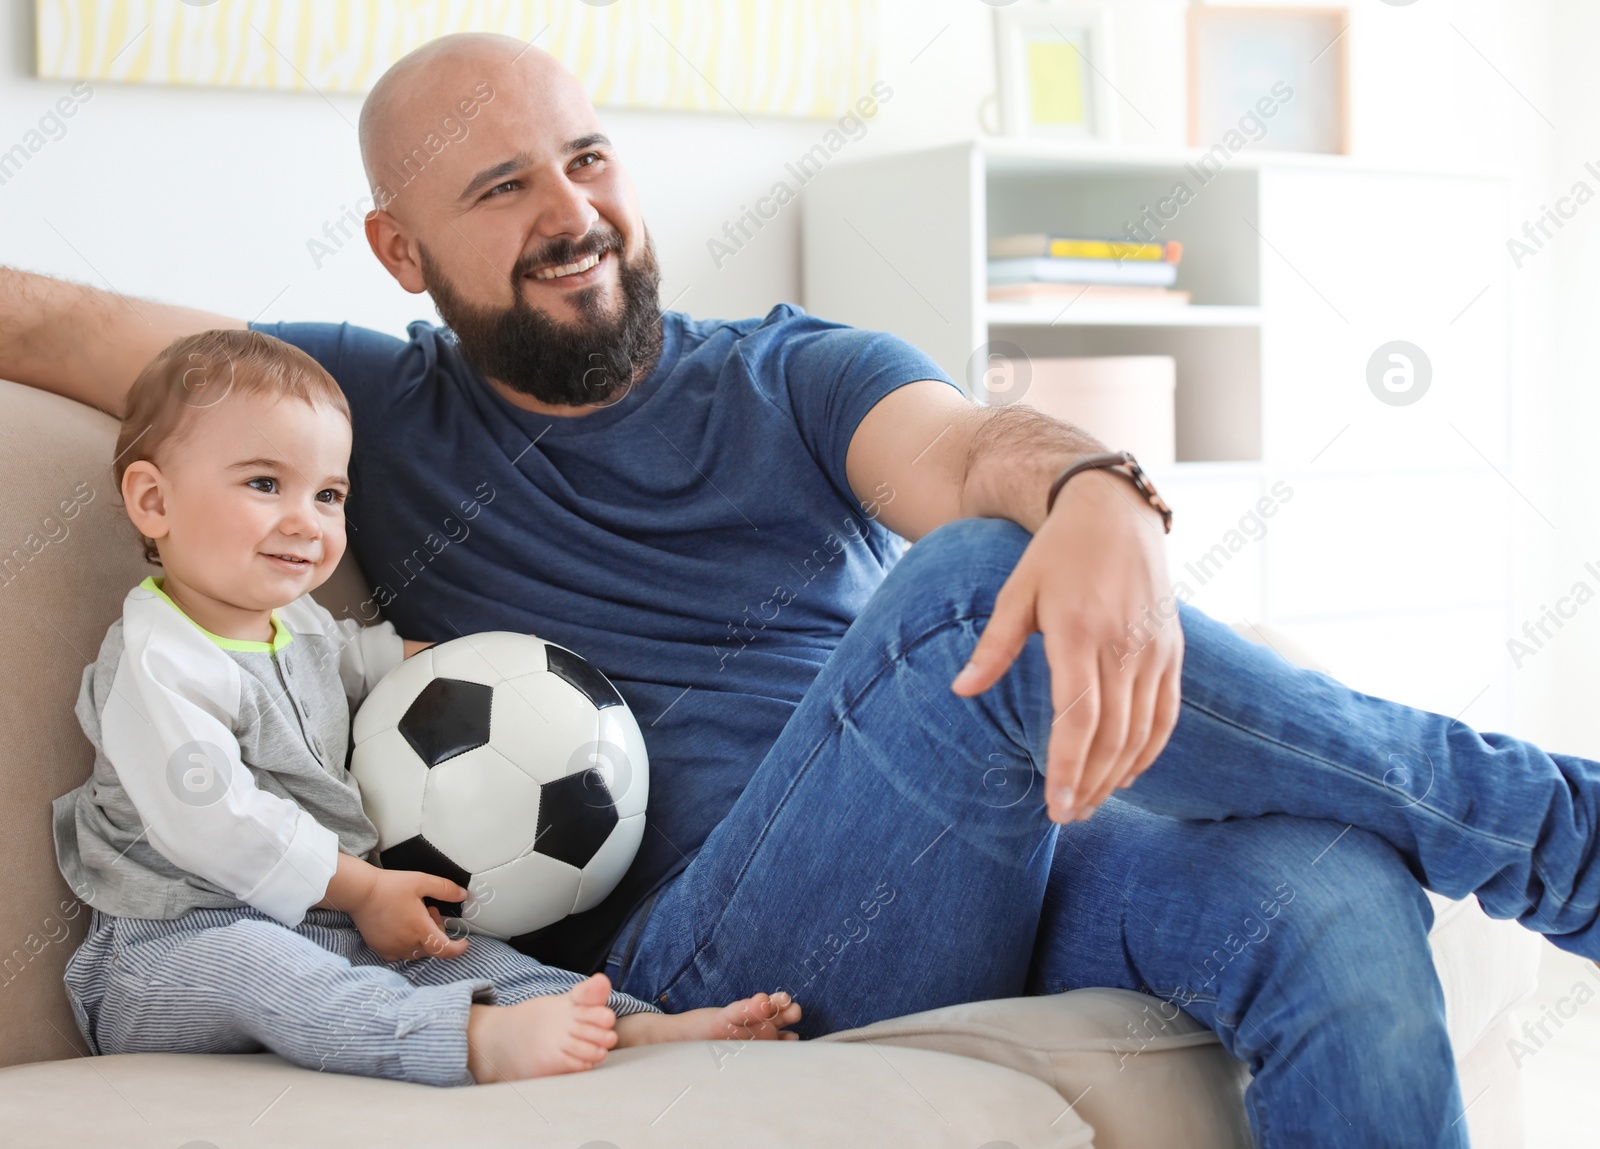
[{"left": 8, "top": 34, "right": 1600, "bottom": 1143}]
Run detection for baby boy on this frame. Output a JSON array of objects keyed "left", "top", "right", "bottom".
[{"left": 51, "top": 328, "right": 799, "bottom": 1086}]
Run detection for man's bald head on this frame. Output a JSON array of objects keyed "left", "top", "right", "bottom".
[{"left": 358, "top": 33, "right": 591, "bottom": 214}]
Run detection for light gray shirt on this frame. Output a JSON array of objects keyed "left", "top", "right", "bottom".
[{"left": 52, "top": 577, "right": 403, "bottom": 927}]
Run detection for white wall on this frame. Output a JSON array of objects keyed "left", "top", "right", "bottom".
[
  {"left": 0, "top": 0, "right": 1591, "bottom": 747},
  {"left": 1532, "top": 0, "right": 1600, "bottom": 753}
]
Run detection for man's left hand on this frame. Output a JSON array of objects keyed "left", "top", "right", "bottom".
[{"left": 950, "top": 472, "right": 1183, "bottom": 822}]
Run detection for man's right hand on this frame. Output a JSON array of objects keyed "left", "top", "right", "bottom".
[{"left": 0, "top": 266, "right": 242, "bottom": 413}]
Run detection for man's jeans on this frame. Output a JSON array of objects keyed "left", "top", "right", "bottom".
[{"left": 604, "top": 517, "right": 1600, "bottom": 1147}]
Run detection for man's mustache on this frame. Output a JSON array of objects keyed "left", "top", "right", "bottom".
[{"left": 512, "top": 228, "right": 623, "bottom": 280}]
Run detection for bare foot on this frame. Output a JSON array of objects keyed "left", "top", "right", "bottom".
[
  {"left": 465, "top": 972, "right": 619, "bottom": 1083},
  {"left": 615, "top": 990, "right": 802, "bottom": 1048}
]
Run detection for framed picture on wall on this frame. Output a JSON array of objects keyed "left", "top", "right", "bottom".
[
  {"left": 993, "top": 5, "right": 1118, "bottom": 141},
  {"left": 1188, "top": 7, "right": 1351, "bottom": 155}
]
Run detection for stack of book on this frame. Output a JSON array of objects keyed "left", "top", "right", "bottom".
[{"left": 986, "top": 235, "right": 1189, "bottom": 306}]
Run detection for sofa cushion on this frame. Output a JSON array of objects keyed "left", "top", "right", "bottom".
[
  {"left": 821, "top": 987, "right": 1251, "bottom": 1149},
  {"left": 0, "top": 1040, "right": 1095, "bottom": 1148},
  {"left": 0, "top": 380, "right": 153, "bottom": 1071}
]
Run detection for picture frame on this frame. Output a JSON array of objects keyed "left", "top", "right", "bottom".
[
  {"left": 1188, "top": 7, "right": 1351, "bottom": 156},
  {"left": 993, "top": 4, "right": 1118, "bottom": 142}
]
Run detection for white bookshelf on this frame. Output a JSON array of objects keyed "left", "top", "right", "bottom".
[{"left": 802, "top": 140, "right": 1517, "bottom": 732}]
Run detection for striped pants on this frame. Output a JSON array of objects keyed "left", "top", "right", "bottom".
[{"left": 63, "top": 905, "right": 659, "bottom": 1087}]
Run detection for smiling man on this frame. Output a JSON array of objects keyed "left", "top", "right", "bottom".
[{"left": 8, "top": 33, "right": 1600, "bottom": 1146}]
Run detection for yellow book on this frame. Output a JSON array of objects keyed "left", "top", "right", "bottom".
[
  {"left": 988, "top": 235, "right": 1182, "bottom": 263},
  {"left": 1048, "top": 239, "right": 1164, "bottom": 261}
]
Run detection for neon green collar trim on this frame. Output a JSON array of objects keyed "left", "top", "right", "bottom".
[{"left": 140, "top": 576, "right": 295, "bottom": 654}]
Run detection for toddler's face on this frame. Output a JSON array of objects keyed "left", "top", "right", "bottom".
[{"left": 129, "top": 389, "right": 353, "bottom": 612}]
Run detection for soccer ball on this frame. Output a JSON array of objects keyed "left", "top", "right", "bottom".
[{"left": 349, "top": 631, "right": 648, "bottom": 939}]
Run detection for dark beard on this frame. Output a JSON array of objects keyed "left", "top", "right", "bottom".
[{"left": 419, "top": 226, "right": 664, "bottom": 408}]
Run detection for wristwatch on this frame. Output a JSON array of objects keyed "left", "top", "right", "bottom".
[{"left": 1045, "top": 451, "right": 1173, "bottom": 534}]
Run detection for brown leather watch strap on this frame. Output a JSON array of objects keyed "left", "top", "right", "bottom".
[{"left": 1045, "top": 451, "right": 1173, "bottom": 533}]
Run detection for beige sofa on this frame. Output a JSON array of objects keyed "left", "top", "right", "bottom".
[{"left": 0, "top": 379, "right": 1543, "bottom": 1147}]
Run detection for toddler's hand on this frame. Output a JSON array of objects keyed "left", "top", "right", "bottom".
[{"left": 349, "top": 869, "right": 471, "bottom": 962}]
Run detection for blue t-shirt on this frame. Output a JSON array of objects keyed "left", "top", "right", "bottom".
[{"left": 254, "top": 306, "right": 956, "bottom": 971}]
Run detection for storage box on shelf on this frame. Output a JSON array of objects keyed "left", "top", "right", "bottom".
[{"left": 802, "top": 139, "right": 1514, "bottom": 729}]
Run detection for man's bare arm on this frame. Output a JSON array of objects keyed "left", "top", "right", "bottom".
[
  {"left": 844, "top": 380, "right": 1105, "bottom": 541},
  {"left": 0, "top": 267, "right": 244, "bottom": 414}
]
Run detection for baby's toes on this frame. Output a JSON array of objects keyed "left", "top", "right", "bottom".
[
  {"left": 744, "top": 992, "right": 801, "bottom": 1034},
  {"left": 760, "top": 992, "right": 801, "bottom": 1025},
  {"left": 741, "top": 991, "right": 774, "bottom": 1017},
  {"left": 562, "top": 1035, "right": 610, "bottom": 1067},
  {"left": 573, "top": 1004, "right": 617, "bottom": 1029},
  {"left": 723, "top": 995, "right": 765, "bottom": 1034},
  {"left": 567, "top": 972, "right": 613, "bottom": 1007},
  {"left": 728, "top": 995, "right": 785, "bottom": 1039},
  {"left": 573, "top": 1022, "right": 618, "bottom": 1050}
]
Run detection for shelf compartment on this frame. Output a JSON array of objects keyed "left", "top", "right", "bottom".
[{"left": 987, "top": 322, "right": 1262, "bottom": 464}]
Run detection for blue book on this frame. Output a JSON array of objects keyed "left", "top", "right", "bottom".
[{"left": 987, "top": 257, "right": 1179, "bottom": 288}]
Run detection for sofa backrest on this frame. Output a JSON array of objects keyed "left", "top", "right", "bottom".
[{"left": 0, "top": 379, "right": 371, "bottom": 1069}]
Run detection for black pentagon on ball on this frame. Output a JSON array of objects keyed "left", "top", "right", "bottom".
[
  {"left": 544, "top": 644, "right": 623, "bottom": 710},
  {"left": 380, "top": 835, "right": 471, "bottom": 918},
  {"left": 399, "top": 677, "right": 493, "bottom": 767},
  {"left": 534, "top": 769, "right": 619, "bottom": 868}
]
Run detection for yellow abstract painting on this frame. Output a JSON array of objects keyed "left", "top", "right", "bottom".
[
  {"left": 1024, "top": 40, "right": 1085, "bottom": 128},
  {"left": 34, "top": 0, "right": 879, "bottom": 120}
]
